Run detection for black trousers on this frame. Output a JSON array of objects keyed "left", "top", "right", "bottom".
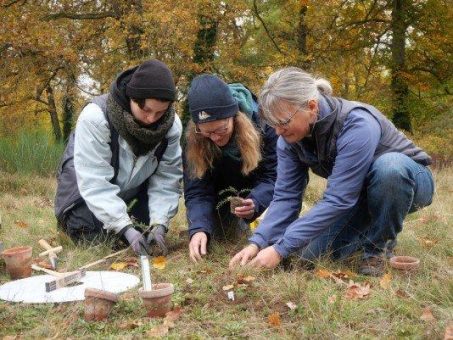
[{"left": 60, "top": 184, "right": 150, "bottom": 244}]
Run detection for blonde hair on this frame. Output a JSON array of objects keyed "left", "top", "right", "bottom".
[{"left": 185, "top": 112, "right": 262, "bottom": 179}]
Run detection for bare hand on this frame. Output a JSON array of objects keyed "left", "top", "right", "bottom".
[
  {"left": 234, "top": 198, "right": 255, "bottom": 219},
  {"left": 249, "top": 246, "right": 282, "bottom": 269},
  {"left": 229, "top": 243, "right": 259, "bottom": 269},
  {"left": 189, "top": 232, "right": 208, "bottom": 263}
]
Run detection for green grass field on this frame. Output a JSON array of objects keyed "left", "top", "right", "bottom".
[{"left": 0, "top": 169, "right": 452, "bottom": 339}]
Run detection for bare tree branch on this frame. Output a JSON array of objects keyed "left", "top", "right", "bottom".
[
  {"left": 43, "top": 11, "right": 118, "bottom": 21},
  {"left": 2, "top": 0, "right": 27, "bottom": 8},
  {"left": 35, "top": 67, "right": 63, "bottom": 102},
  {"left": 252, "top": 0, "right": 286, "bottom": 55}
]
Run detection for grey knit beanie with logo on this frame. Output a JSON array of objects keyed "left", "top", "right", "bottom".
[{"left": 188, "top": 74, "right": 238, "bottom": 124}]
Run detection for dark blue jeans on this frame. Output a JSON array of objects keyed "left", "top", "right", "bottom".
[{"left": 300, "top": 152, "right": 435, "bottom": 260}]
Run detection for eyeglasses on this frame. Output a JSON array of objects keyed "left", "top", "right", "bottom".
[
  {"left": 195, "top": 119, "right": 231, "bottom": 137},
  {"left": 268, "top": 106, "right": 302, "bottom": 128}
]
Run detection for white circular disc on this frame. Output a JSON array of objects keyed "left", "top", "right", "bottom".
[{"left": 0, "top": 271, "right": 140, "bottom": 303}]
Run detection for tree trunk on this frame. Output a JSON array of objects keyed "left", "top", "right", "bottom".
[
  {"left": 182, "top": 14, "right": 219, "bottom": 130},
  {"left": 296, "top": 4, "right": 310, "bottom": 70},
  {"left": 391, "top": 0, "right": 411, "bottom": 132},
  {"left": 62, "top": 72, "right": 77, "bottom": 142},
  {"left": 112, "top": 0, "right": 145, "bottom": 61},
  {"left": 46, "top": 85, "right": 62, "bottom": 142}
]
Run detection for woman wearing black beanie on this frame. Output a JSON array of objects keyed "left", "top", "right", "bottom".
[{"left": 55, "top": 60, "right": 182, "bottom": 255}]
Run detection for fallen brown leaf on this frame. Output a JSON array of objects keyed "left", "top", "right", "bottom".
[
  {"left": 268, "top": 312, "right": 281, "bottom": 327},
  {"left": 314, "top": 268, "right": 332, "bottom": 279},
  {"left": 124, "top": 257, "right": 139, "bottom": 268},
  {"left": 118, "top": 319, "right": 143, "bottom": 330},
  {"left": 379, "top": 273, "right": 392, "bottom": 289},
  {"left": 332, "top": 270, "right": 356, "bottom": 280},
  {"left": 444, "top": 323, "right": 453, "bottom": 340},
  {"left": 33, "top": 259, "right": 53, "bottom": 270},
  {"left": 345, "top": 280, "right": 371, "bottom": 300},
  {"left": 420, "top": 238, "right": 438, "bottom": 248},
  {"left": 328, "top": 295, "right": 337, "bottom": 304},
  {"left": 420, "top": 307, "right": 436, "bottom": 322},
  {"left": 110, "top": 262, "right": 127, "bottom": 271},
  {"left": 165, "top": 307, "right": 183, "bottom": 323},
  {"left": 237, "top": 275, "right": 256, "bottom": 284},
  {"left": 152, "top": 256, "right": 167, "bottom": 270},
  {"left": 395, "top": 289, "right": 410, "bottom": 298},
  {"left": 14, "top": 220, "right": 28, "bottom": 228},
  {"left": 147, "top": 324, "right": 169, "bottom": 337},
  {"left": 222, "top": 284, "right": 234, "bottom": 291},
  {"left": 186, "top": 278, "right": 194, "bottom": 284}
]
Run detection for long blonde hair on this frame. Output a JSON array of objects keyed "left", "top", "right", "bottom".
[{"left": 185, "top": 112, "right": 262, "bottom": 179}]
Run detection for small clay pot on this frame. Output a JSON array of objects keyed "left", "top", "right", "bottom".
[
  {"left": 229, "top": 196, "right": 244, "bottom": 214},
  {"left": 84, "top": 288, "right": 118, "bottom": 321},
  {"left": 139, "top": 283, "right": 174, "bottom": 317},
  {"left": 1, "top": 246, "right": 32, "bottom": 279},
  {"left": 390, "top": 256, "right": 420, "bottom": 271}
]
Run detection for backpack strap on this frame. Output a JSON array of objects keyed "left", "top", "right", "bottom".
[
  {"left": 151, "top": 138, "right": 168, "bottom": 175},
  {"left": 104, "top": 112, "right": 120, "bottom": 184}
]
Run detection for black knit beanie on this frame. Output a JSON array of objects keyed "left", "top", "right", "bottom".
[{"left": 125, "top": 60, "right": 176, "bottom": 101}]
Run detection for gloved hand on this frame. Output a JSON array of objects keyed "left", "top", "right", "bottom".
[
  {"left": 124, "top": 227, "right": 149, "bottom": 255},
  {"left": 146, "top": 224, "right": 168, "bottom": 256}
]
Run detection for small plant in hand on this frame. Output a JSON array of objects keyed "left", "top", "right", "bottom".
[{"left": 216, "top": 187, "right": 251, "bottom": 214}]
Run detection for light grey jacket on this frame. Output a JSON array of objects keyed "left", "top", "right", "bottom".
[{"left": 73, "top": 102, "right": 183, "bottom": 234}]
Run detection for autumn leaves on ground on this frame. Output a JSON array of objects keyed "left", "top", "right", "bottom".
[{"left": 0, "top": 167, "right": 451, "bottom": 339}]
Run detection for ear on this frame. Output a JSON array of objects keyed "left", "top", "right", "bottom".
[
  {"left": 308, "top": 99, "right": 318, "bottom": 120},
  {"left": 308, "top": 99, "right": 318, "bottom": 112}
]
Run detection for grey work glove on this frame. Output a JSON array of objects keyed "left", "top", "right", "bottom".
[
  {"left": 146, "top": 225, "right": 168, "bottom": 256},
  {"left": 124, "top": 227, "right": 149, "bottom": 255}
]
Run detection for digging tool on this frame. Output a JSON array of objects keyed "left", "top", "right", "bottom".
[
  {"left": 45, "top": 269, "right": 87, "bottom": 292},
  {"left": 43, "top": 248, "right": 128, "bottom": 292},
  {"left": 32, "top": 263, "right": 87, "bottom": 292},
  {"left": 31, "top": 264, "right": 66, "bottom": 277},
  {"left": 38, "top": 239, "right": 61, "bottom": 270},
  {"left": 78, "top": 248, "right": 128, "bottom": 270}
]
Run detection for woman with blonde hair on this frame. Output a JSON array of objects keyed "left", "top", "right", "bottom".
[{"left": 184, "top": 74, "right": 278, "bottom": 262}]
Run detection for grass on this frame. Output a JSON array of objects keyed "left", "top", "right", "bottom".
[
  {"left": 0, "top": 130, "right": 65, "bottom": 176},
  {"left": 0, "top": 168, "right": 452, "bottom": 339}
]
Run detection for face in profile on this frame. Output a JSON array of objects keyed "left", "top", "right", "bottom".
[
  {"left": 130, "top": 98, "right": 170, "bottom": 126},
  {"left": 270, "top": 100, "right": 318, "bottom": 143}
]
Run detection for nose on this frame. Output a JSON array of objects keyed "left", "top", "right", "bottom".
[
  {"left": 275, "top": 126, "right": 285, "bottom": 136},
  {"left": 210, "top": 134, "right": 222, "bottom": 143},
  {"left": 145, "top": 113, "right": 159, "bottom": 124}
]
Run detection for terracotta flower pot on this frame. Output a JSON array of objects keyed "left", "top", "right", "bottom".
[
  {"left": 1, "top": 246, "right": 32, "bottom": 280},
  {"left": 139, "top": 283, "right": 174, "bottom": 317},
  {"left": 390, "top": 256, "right": 420, "bottom": 271},
  {"left": 84, "top": 288, "right": 118, "bottom": 321},
  {"left": 229, "top": 196, "right": 244, "bottom": 214}
]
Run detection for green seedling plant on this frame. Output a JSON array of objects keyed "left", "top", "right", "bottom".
[{"left": 215, "top": 186, "right": 251, "bottom": 212}]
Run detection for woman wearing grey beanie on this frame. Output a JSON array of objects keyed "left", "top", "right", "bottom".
[{"left": 184, "top": 74, "right": 278, "bottom": 263}]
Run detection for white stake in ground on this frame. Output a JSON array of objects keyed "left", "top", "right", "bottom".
[{"left": 140, "top": 255, "right": 152, "bottom": 291}]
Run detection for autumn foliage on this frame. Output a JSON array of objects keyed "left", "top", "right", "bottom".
[{"left": 0, "top": 0, "right": 451, "bottom": 151}]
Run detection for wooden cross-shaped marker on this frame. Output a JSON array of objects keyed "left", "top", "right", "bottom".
[{"left": 38, "top": 239, "right": 62, "bottom": 270}]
